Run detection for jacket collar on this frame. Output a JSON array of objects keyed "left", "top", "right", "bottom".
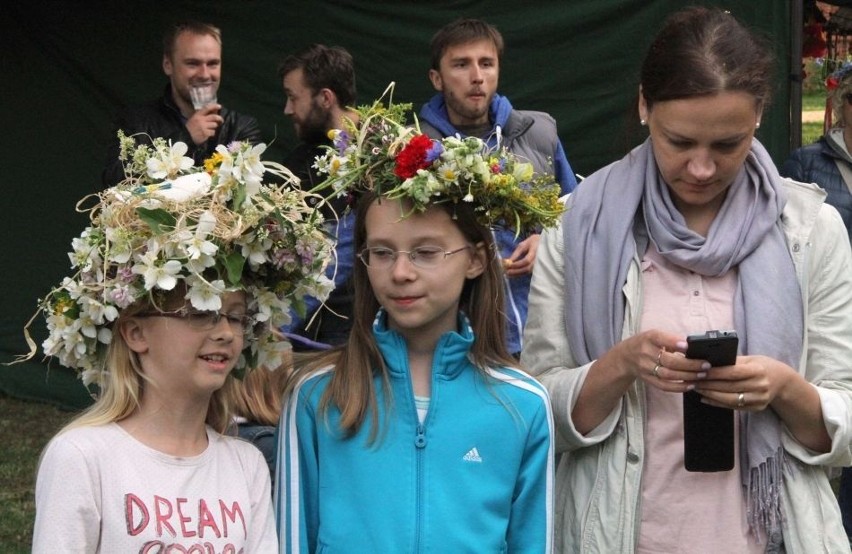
[{"left": 372, "top": 308, "right": 474, "bottom": 379}]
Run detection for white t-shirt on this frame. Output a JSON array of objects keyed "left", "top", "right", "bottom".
[{"left": 33, "top": 422, "right": 277, "bottom": 553}]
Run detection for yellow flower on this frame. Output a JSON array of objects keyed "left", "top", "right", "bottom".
[{"left": 204, "top": 152, "right": 224, "bottom": 174}]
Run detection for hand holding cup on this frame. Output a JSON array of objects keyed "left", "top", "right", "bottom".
[{"left": 189, "top": 83, "right": 218, "bottom": 110}]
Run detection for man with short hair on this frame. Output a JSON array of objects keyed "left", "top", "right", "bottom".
[
  {"left": 278, "top": 44, "right": 359, "bottom": 348},
  {"left": 103, "top": 21, "right": 261, "bottom": 186},
  {"left": 419, "top": 18, "right": 578, "bottom": 356}
]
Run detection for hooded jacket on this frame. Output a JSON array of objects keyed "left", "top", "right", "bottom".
[
  {"left": 275, "top": 311, "right": 555, "bottom": 553},
  {"left": 419, "top": 93, "right": 577, "bottom": 354}
]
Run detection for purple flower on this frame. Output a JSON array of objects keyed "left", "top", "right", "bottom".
[{"left": 425, "top": 141, "right": 443, "bottom": 163}]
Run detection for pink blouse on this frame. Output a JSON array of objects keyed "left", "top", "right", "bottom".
[{"left": 635, "top": 246, "right": 762, "bottom": 553}]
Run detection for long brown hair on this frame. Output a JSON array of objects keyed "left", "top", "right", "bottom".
[{"left": 283, "top": 193, "right": 515, "bottom": 441}]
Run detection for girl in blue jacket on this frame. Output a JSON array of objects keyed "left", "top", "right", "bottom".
[{"left": 274, "top": 95, "right": 559, "bottom": 553}]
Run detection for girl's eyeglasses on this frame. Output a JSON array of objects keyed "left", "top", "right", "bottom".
[
  {"left": 358, "top": 245, "right": 471, "bottom": 269},
  {"left": 137, "top": 308, "right": 253, "bottom": 331}
]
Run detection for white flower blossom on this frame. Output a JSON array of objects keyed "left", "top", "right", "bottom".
[
  {"left": 185, "top": 276, "right": 226, "bottom": 312},
  {"left": 146, "top": 141, "right": 193, "bottom": 180}
]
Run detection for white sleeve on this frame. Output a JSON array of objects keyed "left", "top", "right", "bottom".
[
  {"left": 32, "top": 433, "right": 102, "bottom": 553},
  {"left": 522, "top": 222, "right": 623, "bottom": 453},
  {"left": 244, "top": 446, "right": 279, "bottom": 552}
]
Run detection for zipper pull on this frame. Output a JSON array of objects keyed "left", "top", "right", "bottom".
[{"left": 415, "top": 423, "right": 427, "bottom": 449}]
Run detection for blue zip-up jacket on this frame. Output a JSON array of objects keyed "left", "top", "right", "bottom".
[
  {"left": 419, "top": 94, "right": 577, "bottom": 355},
  {"left": 275, "top": 310, "right": 555, "bottom": 553}
]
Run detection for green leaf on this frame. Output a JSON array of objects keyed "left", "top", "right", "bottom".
[
  {"left": 223, "top": 251, "right": 246, "bottom": 285},
  {"left": 136, "top": 207, "right": 176, "bottom": 233},
  {"left": 233, "top": 184, "right": 247, "bottom": 211}
]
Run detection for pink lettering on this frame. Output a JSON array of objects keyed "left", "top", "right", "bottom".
[
  {"left": 197, "top": 499, "right": 222, "bottom": 538},
  {"left": 140, "top": 541, "right": 164, "bottom": 553},
  {"left": 176, "top": 497, "right": 196, "bottom": 538},
  {"left": 140, "top": 541, "right": 240, "bottom": 553},
  {"left": 155, "top": 495, "right": 177, "bottom": 537},
  {"left": 126, "top": 493, "right": 150, "bottom": 536},
  {"left": 219, "top": 500, "right": 247, "bottom": 538}
]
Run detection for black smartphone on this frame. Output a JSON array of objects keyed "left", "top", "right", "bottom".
[{"left": 683, "top": 330, "right": 738, "bottom": 472}]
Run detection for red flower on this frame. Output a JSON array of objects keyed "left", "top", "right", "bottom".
[{"left": 394, "top": 135, "right": 434, "bottom": 179}]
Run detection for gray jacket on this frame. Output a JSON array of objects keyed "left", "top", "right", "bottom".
[{"left": 522, "top": 178, "right": 852, "bottom": 553}]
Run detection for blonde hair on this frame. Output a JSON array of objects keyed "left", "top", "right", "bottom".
[
  {"left": 831, "top": 74, "right": 852, "bottom": 127},
  {"left": 59, "top": 296, "right": 239, "bottom": 435},
  {"left": 231, "top": 348, "right": 296, "bottom": 426}
]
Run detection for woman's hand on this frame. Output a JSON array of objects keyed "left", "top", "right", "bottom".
[
  {"left": 574, "top": 330, "right": 704, "bottom": 434},
  {"left": 691, "top": 355, "right": 792, "bottom": 411},
  {"left": 693, "top": 355, "right": 831, "bottom": 452}
]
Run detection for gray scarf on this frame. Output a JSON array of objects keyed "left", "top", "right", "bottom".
[{"left": 562, "top": 138, "right": 803, "bottom": 550}]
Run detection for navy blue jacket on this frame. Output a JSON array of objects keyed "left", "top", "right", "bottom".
[{"left": 781, "top": 135, "right": 852, "bottom": 244}]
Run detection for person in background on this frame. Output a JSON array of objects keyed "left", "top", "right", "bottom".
[
  {"left": 418, "top": 18, "right": 578, "bottom": 357},
  {"left": 781, "top": 60, "right": 852, "bottom": 541},
  {"left": 522, "top": 7, "right": 852, "bottom": 552},
  {"left": 275, "top": 99, "right": 557, "bottom": 552},
  {"left": 231, "top": 337, "right": 292, "bottom": 488},
  {"left": 781, "top": 63, "right": 852, "bottom": 245},
  {"left": 277, "top": 44, "right": 359, "bottom": 350},
  {"left": 30, "top": 135, "right": 334, "bottom": 552},
  {"left": 102, "top": 20, "right": 261, "bottom": 186}
]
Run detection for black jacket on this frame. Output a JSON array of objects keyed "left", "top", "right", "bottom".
[{"left": 102, "top": 84, "right": 262, "bottom": 186}]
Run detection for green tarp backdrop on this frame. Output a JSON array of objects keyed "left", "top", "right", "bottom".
[{"left": 0, "top": 1, "right": 793, "bottom": 410}]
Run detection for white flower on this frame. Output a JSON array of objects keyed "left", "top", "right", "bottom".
[
  {"left": 237, "top": 143, "right": 267, "bottom": 195},
  {"left": 239, "top": 233, "right": 272, "bottom": 268},
  {"left": 183, "top": 210, "right": 218, "bottom": 260},
  {"left": 185, "top": 276, "right": 226, "bottom": 312},
  {"left": 132, "top": 251, "right": 182, "bottom": 291},
  {"left": 146, "top": 141, "right": 193, "bottom": 180}
]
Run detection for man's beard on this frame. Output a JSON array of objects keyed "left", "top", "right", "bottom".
[
  {"left": 444, "top": 90, "right": 491, "bottom": 124},
  {"left": 297, "top": 101, "right": 333, "bottom": 144}
]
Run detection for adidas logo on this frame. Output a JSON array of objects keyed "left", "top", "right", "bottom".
[{"left": 463, "top": 447, "right": 483, "bottom": 463}]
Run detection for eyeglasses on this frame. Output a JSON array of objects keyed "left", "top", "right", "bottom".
[
  {"left": 358, "top": 245, "right": 471, "bottom": 269},
  {"left": 136, "top": 308, "right": 253, "bottom": 331}
]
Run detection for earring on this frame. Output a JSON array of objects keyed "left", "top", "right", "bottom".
[
  {"left": 755, "top": 121, "right": 761, "bottom": 129},
  {"left": 640, "top": 119, "right": 647, "bottom": 126}
]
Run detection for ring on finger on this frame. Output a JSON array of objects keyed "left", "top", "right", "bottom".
[
  {"left": 656, "top": 349, "right": 664, "bottom": 365},
  {"left": 737, "top": 392, "right": 745, "bottom": 408},
  {"left": 652, "top": 363, "right": 662, "bottom": 379}
]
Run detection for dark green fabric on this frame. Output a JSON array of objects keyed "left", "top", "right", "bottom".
[{"left": 0, "top": 1, "right": 792, "bottom": 408}]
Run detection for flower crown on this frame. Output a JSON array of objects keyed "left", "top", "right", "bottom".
[
  {"left": 821, "top": 58, "right": 852, "bottom": 90},
  {"left": 19, "top": 131, "right": 334, "bottom": 387},
  {"left": 311, "top": 84, "right": 565, "bottom": 234}
]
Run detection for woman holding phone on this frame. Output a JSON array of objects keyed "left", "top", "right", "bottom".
[{"left": 522, "top": 7, "right": 852, "bottom": 552}]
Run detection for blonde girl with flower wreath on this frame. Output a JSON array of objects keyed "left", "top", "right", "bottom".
[
  {"left": 275, "top": 97, "right": 558, "bottom": 553},
  {"left": 26, "top": 136, "right": 333, "bottom": 553}
]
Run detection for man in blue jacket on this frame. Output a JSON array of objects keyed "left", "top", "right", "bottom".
[{"left": 419, "top": 18, "right": 578, "bottom": 356}]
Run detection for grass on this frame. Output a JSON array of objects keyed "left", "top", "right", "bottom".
[
  {"left": 802, "top": 91, "right": 827, "bottom": 112},
  {"left": 802, "top": 121, "right": 823, "bottom": 146},
  {"left": 0, "top": 393, "right": 76, "bottom": 552}
]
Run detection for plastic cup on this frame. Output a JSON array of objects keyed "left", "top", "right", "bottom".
[{"left": 189, "top": 84, "right": 217, "bottom": 110}]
